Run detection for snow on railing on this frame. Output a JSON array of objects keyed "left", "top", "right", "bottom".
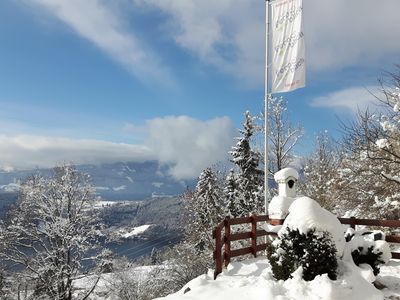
[{"left": 213, "top": 215, "right": 400, "bottom": 279}]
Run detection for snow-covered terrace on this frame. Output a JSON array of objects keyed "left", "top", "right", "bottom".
[{"left": 156, "top": 257, "right": 400, "bottom": 300}]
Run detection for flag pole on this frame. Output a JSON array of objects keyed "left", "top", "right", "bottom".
[{"left": 264, "top": 0, "right": 270, "bottom": 215}]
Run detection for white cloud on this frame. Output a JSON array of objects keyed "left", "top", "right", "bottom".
[
  {"left": 136, "top": 0, "right": 400, "bottom": 84},
  {"left": 144, "top": 115, "right": 236, "bottom": 180},
  {"left": 0, "top": 135, "right": 154, "bottom": 171},
  {"left": 0, "top": 116, "right": 236, "bottom": 180},
  {"left": 135, "top": 0, "right": 265, "bottom": 87},
  {"left": 304, "top": 0, "right": 400, "bottom": 70},
  {"left": 23, "top": 0, "right": 400, "bottom": 86},
  {"left": 29, "top": 0, "right": 173, "bottom": 85},
  {"left": 310, "top": 86, "right": 380, "bottom": 112}
]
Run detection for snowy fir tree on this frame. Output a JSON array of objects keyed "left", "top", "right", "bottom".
[
  {"left": 229, "top": 111, "right": 264, "bottom": 216},
  {"left": 224, "top": 169, "right": 242, "bottom": 218},
  {"left": 0, "top": 164, "right": 106, "bottom": 300},
  {"left": 185, "top": 167, "right": 224, "bottom": 252}
]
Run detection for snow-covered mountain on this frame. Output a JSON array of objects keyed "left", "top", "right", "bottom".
[{"left": 0, "top": 161, "right": 196, "bottom": 200}]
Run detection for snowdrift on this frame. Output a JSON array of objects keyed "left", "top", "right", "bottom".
[{"left": 156, "top": 257, "right": 400, "bottom": 300}]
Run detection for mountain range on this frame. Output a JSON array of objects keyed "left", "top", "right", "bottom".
[{"left": 0, "top": 161, "right": 196, "bottom": 201}]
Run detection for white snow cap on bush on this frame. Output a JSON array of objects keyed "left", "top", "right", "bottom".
[
  {"left": 268, "top": 195, "right": 295, "bottom": 219},
  {"left": 282, "top": 196, "right": 345, "bottom": 257},
  {"left": 274, "top": 167, "right": 299, "bottom": 182},
  {"left": 373, "top": 240, "right": 392, "bottom": 264}
]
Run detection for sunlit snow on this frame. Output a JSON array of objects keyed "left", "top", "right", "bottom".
[{"left": 155, "top": 258, "right": 400, "bottom": 300}]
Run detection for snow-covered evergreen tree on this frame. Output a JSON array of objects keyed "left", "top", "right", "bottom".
[
  {"left": 229, "top": 111, "right": 264, "bottom": 216},
  {"left": 185, "top": 167, "right": 224, "bottom": 251},
  {"left": 224, "top": 169, "right": 242, "bottom": 217},
  {"left": 1, "top": 164, "right": 105, "bottom": 300}
]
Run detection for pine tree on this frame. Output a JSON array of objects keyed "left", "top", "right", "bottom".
[
  {"left": 224, "top": 169, "right": 242, "bottom": 217},
  {"left": 229, "top": 111, "right": 264, "bottom": 216},
  {"left": 185, "top": 168, "right": 224, "bottom": 251}
]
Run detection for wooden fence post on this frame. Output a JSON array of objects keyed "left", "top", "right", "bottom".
[
  {"left": 213, "top": 227, "right": 222, "bottom": 279},
  {"left": 350, "top": 216, "right": 356, "bottom": 229},
  {"left": 224, "top": 216, "right": 231, "bottom": 267},
  {"left": 251, "top": 215, "right": 257, "bottom": 257}
]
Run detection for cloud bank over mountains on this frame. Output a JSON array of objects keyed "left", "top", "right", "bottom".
[
  {"left": 144, "top": 116, "right": 235, "bottom": 179},
  {"left": 0, "top": 116, "right": 236, "bottom": 180}
]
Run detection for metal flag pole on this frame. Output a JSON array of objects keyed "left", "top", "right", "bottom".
[{"left": 264, "top": 0, "right": 270, "bottom": 215}]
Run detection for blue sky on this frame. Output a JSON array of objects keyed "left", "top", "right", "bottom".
[{"left": 0, "top": 0, "right": 399, "bottom": 179}]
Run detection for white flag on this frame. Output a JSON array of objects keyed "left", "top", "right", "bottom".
[{"left": 271, "top": 0, "right": 305, "bottom": 93}]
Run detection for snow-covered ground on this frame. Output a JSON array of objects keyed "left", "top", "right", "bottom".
[
  {"left": 156, "top": 257, "right": 400, "bottom": 300},
  {"left": 74, "top": 265, "right": 155, "bottom": 298},
  {"left": 117, "top": 224, "right": 152, "bottom": 239}
]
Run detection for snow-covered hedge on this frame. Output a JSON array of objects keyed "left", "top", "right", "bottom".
[
  {"left": 267, "top": 195, "right": 393, "bottom": 284},
  {"left": 267, "top": 197, "right": 342, "bottom": 281},
  {"left": 345, "top": 229, "right": 392, "bottom": 276},
  {"left": 267, "top": 228, "right": 338, "bottom": 281}
]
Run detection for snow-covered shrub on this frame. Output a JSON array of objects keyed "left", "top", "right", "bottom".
[
  {"left": 283, "top": 197, "right": 346, "bottom": 257},
  {"left": 109, "top": 242, "right": 211, "bottom": 300},
  {"left": 267, "top": 197, "right": 345, "bottom": 282},
  {"left": 267, "top": 228, "right": 338, "bottom": 281},
  {"left": 108, "top": 271, "right": 143, "bottom": 300},
  {"left": 352, "top": 246, "right": 384, "bottom": 276},
  {"left": 106, "top": 244, "right": 209, "bottom": 300},
  {"left": 345, "top": 230, "right": 391, "bottom": 276}
]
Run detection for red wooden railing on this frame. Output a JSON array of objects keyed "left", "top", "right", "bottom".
[{"left": 213, "top": 215, "right": 400, "bottom": 279}]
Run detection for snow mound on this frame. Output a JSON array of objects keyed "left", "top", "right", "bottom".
[
  {"left": 155, "top": 257, "right": 399, "bottom": 300},
  {"left": 282, "top": 196, "right": 346, "bottom": 257},
  {"left": 344, "top": 230, "right": 392, "bottom": 266},
  {"left": 274, "top": 167, "right": 299, "bottom": 182},
  {"left": 374, "top": 240, "right": 392, "bottom": 264},
  {"left": 268, "top": 195, "right": 294, "bottom": 219},
  {"left": 119, "top": 225, "right": 151, "bottom": 238}
]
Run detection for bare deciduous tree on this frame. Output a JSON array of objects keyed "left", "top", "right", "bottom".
[
  {"left": 265, "top": 97, "right": 303, "bottom": 175},
  {"left": 339, "top": 69, "right": 400, "bottom": 219},
  {"left": 300, "top": 132, "right": 343, "bottom": 211}
]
